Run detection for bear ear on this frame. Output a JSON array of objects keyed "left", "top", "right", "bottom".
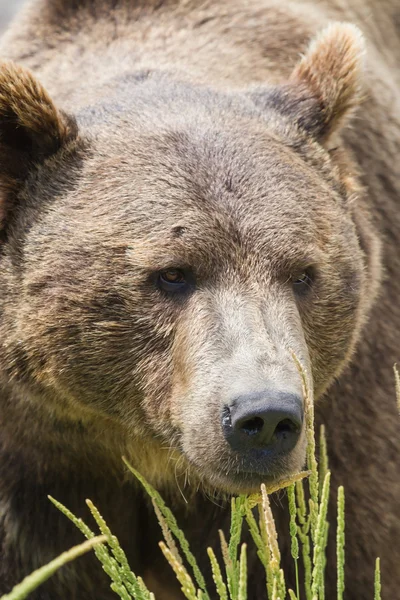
[
  {"left": 0, "top": 61, "right": 77, "bottom": 229},
  {"left": 289, "top": 23, "right": 366, "bottom": 140},
  {"left": 257, "top": 23, "right": 366, "bottom": 143}
]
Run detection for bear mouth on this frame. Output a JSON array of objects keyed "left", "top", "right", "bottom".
[
  {"left": 196, "top": 467, "right": 296, "bottom": 496},
  {"left": 186, "top": 450, "right": 303, "bottom": 495},
  {"left": 174, "top": 422, "right": 307, "bottom": 496}
]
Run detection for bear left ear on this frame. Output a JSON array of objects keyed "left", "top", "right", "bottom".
[
  {"left": 0, "top": 61, "right": 77, "bottom": 161},
  {"left": 0, "top": 61, "right": 77, "bottom": 229},
  {"left": 256, "top": 23, "right": 366, "bottom": 143}
]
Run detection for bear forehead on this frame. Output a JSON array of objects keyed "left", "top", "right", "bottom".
[
  {"left": 76, "top": 123, "right": 339, "bottom": 262},
  {"left": 71, "top": 73, "right": 344, "bottom": 236}
]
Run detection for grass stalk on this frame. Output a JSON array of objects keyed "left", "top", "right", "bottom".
[
  {"left": 0, "top": 537, "right": 105, "bottom": 600},
  {"left": 123, "top": 459, "right": 209, "bottom": 600},
  {"left": 336, "top": 487, "right": 345, "bottom": 600},
  {"left": 374, "top": 558, "right": 381, "bottom": 600},
  {"left": 207, "top": 547, "right": 228, "bottom": 600}
]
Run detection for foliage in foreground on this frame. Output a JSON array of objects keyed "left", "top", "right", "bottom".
[
  {"left": 0, "top": 537, "right": 106, "bottom": 600},
  {"left": 1, "top": 363, "right": 391, "bottom": 600}
]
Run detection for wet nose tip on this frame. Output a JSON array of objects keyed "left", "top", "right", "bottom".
[{"left": 221, "top": 391, "right": 303, "bottom": 455}]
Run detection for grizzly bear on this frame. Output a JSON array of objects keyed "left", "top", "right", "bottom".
[{"left": 0, "top": 0, "right": 399, "bottom": 598}]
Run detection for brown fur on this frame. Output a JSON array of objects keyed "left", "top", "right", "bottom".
[
  {"left": 0, "top": 1, "right": 399, "bottom": 599},
  {"left": 290, "top": 23, "right": 366, "bottom": 139}
]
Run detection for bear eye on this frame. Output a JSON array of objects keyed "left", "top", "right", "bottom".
[
  {"left": 292, "top": 268, "right": 315, "bottom": 294},
  {"left": 158, "top": 268, "right": 190, "bottom": 293}
]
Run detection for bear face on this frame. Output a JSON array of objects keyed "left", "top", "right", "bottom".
[{"left": 0, "top": 25, "right": 380, "bottom": 493}]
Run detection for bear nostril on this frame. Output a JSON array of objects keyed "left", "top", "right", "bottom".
[
  {"left": 240, "top": 416, "right": 264, "bottom": 436},
  {"left": 274, "top": 418, "right": 299, "bottom": 438}
]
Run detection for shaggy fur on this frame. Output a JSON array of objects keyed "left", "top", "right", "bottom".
[{"left": 0, "top": 1, "right": 399, "bottom": 598}]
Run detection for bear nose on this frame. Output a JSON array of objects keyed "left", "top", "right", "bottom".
[{"left": 221, "top": 391, "right": 303, "bottom": 455}]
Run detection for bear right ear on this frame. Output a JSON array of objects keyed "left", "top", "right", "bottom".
[
  {"left": 253, "top": 23, "right": 366, "bottom": 144},
  {"left": 0, "top": 61, "right": 78, "bottom": 229}
]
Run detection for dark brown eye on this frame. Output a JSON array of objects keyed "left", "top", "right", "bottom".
[
  {"left": 292, "top": 268, "right": 315, "bottom": 294},
  {"left": 158, "top": 268, "right": 191, "bottom": 293},
  {"left": 161, "top": 269, "right": 185, "bottom": 284}
]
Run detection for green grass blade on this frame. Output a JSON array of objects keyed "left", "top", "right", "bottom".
[
  {"left": 311, "top": 472, "right": 331, "bottom": 599},
  {"left": 159, "top": 542, "right": 197, "bottom": 600},
  {"left": 228, "top": 496, "right": 245, "bottom": 598},
  {"left": 260, "top": 484, "right": 283, "bottom": 599},
  {"left": 152, "top": 499, "right": 182, "bottom": 564},
  {"left": 257, "top": 503, "right": 273, "bottom": 599},
  {"left": 0, "top": 537, "right": 105, "bottom": 600},
  {"left": 374, "top": 558, "right": 381, "bottom": 600},
  {"left": 288, "top": 485, "right": 299, "bottom": 562},
  {"left": 288, "top": 485, "right": 300, "bottom": 600},
  {"left": 260, "top": 485, "right": 281, "bottom": 570},
  {"left": 207, "top": 547, "right": 228, "bottom": 600},
  {"left": 229, "top": 497, "right": 244, "bottom": 562},
  {"left": 318, "top": 425, "right": 329, "bottom": 498},
  {"left": 295, "top": 479, "right": 306, "bottom": 527},
  {"left": 219, "top": 530, "right": 236, "bottom": 599},
  {"left": 298, "top": 526, "right": 312, "bottom": 600},
  {"left": 123, "top": 459, "right": 209, "bottom": 600},
  {"left": 277, "top": 568, "right": 286, "bottom": 600},
  {"left": 86, "top": 499, "right": 152, "bottom": 599},
  {"left": 238, "top": 544, "right": 247, "bottom": 600},
  {"left": 50, "top": 496, "right": 146, "bottom": 599},
  {"left": 291, "top": 353, "right": 318, "bottom": 541},
  {"left": 336, "top": 487, "right": 345, "bottom": 600},
  {"left": 244, "top": 505, "right": 268, "bottom": 570},
  {"left": 48, "top": 495, "right": 96, "bottom": 540}
]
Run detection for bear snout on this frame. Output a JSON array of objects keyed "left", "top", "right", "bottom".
[{"left": 221, "top": 390, "right": 303, "bottom": 468}]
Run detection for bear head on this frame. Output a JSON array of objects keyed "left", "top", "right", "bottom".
[{"left": 0, "top": 24, "right": 381, "bottom": 493}]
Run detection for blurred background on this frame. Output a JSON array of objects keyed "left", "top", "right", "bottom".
[{"left": 0, "top": 0, "right": 26, "bottom": 34}]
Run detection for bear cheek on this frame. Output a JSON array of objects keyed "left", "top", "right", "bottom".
[{"left": 302, "top": 265, "right": 364, "bottom": 397}]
